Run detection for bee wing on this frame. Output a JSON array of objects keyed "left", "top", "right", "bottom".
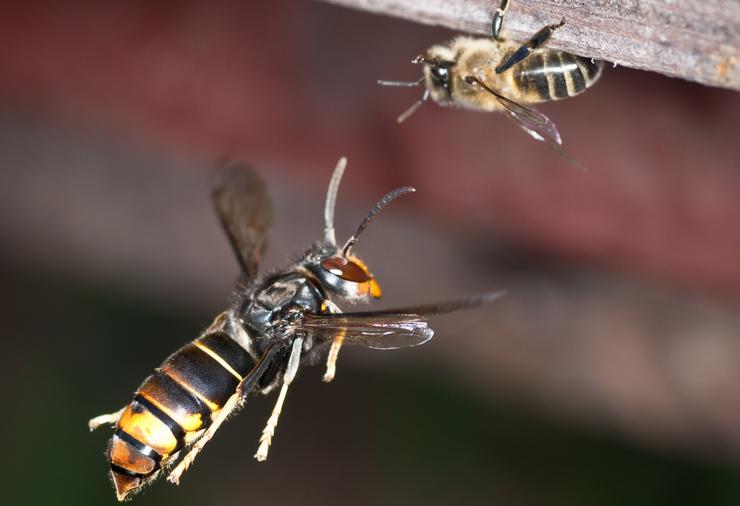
[
  {"left": 297, "top": 292, "right": 506, "bottom": 350},
  {"left": 500, "top": 103, "right": 589, "bottom": 170},
  {"left": 212, "top": 162, "right": 273, "bottom": 282},
  {"left": 466, "top": 77, "right": 590, "bottom": 170},
  {"left": 491, "top": 89, "right": 563, "bottom": 146}
]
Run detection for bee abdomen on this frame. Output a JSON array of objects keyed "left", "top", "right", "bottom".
[
  {"left": 108, "top": 331, "right": 254, "bottom": 500},
  {"left": 513, "top": 50, "right": 603, "bottom": 102}
]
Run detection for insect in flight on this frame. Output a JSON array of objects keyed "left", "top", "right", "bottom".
[
  {"left": 378, "top": 0, "right": 604, "bottom": 167},
  {"left": 88, "top": 157, "right": 505, "bottom": 501}
]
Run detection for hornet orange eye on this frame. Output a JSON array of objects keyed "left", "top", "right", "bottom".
[{"left": 320, "top": 257, "right": 371, "bottom": 283}]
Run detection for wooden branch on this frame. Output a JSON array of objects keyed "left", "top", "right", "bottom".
[{"left": 320, "top": 0, "right": 740, "bottom": 91}]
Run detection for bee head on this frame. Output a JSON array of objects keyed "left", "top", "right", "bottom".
[
  {"left": 308, "top": 157, "right": 414, "bottom": 301},
  {"left": 417, "top": 46, "right": 457, "bottom": 104}
]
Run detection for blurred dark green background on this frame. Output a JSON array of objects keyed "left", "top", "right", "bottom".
[{"left": 5, "top": 263, "right": 740, "bottom": 505}]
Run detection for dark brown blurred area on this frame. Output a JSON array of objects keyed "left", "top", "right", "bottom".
[{"left": 2, "top": 1, "right": 740, "bottom": 505}]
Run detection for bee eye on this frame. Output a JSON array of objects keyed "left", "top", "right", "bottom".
[
  {"left": 432, "top": 66, "right": 448, "bottom": 83},
  {"left": 321, "top": 257, "right": 371, "bottom": 283}
]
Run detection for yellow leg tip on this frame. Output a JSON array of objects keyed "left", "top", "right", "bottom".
[
  {"left": 166, "top": 471, "right": 182, "bottom": 485},
  {"left": 322, "top": 363, "right": 337, "bottom": 383},
  {"left": 254, "top": 444, "right": 269, "bottom": 462},
  {"left": 88, "top": 415, "right": 109, "bottom": 431}
]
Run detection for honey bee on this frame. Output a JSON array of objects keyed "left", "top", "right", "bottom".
[
  {"left": 379, "top": 0, "right": 604, "bottom": 165},
  {"left": 88, "top": 157, "right": 505, "bottom": 501}
]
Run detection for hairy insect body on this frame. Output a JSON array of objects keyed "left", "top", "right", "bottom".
[
  {"left": 109, "top": 330, "right": 256, "bottom": 498},
  {"left": 108, "top": 260, "right": 347, "bottom": 499},
  {"left": 241, "top": 271, "right": 324, "bottom": 340},
  {"left": 379, "top": 4, "right": 604, "bottom": 165},
  {"left": 106, "top": 244, "right": 376, "bottom": 499},
  {"left": 425, "top": 36, "right": 603, "bottom": 112},
  {"left": 239, "top": 270, "right": 327, "bottom": 388},
  {"left": 92, "top": 157, "right": 503, "bottom": 501},
  {"left": 513, "top": 49, "right": 602, "bottom": 102}
]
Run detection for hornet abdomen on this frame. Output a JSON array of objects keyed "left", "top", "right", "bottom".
[
  {"left": 108, "top": 331, "right": 255, "bottom": 500},
  {"left": 513, "top": 49, "right": 603, "bottom": 102}
]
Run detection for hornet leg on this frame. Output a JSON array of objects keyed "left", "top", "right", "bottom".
[
  {"left": 495, "top": 18, "right": 566, "bottom": 73},
  {"left": 88, "top": 407, "right": 126, "bottom": 431},
  {"left": 322, "top": 333, "right": 345, "bottom": 383},
  {"left": 254, "top": 336, "right": 304, "bottom": 461},
  {"left": 167, "top": 395, "right": 240, "bottom": 485},
  {"left": 167, "top": 342, "right": 285, "bottom": 484},
  {"left": 322, "top": 300, "right": 344, "bottom": 383}
]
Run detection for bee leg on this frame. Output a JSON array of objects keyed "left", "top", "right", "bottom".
[
  {"left": 254, "top": 336, "right": 304, "bottom": 461},
  {"left": 88, "top": 407, "right": 125, "bottom": 431},
  {"left": 167, "top": 342, "right": 286, "bottom": 484},
  {"left": 495, "top": 18, "right": 566, "bottom": 73},
  {"left": 492, "top": 0, "right": 510, "bottom": 40},
  {"left": 321, "top": 299, "right": 344, "bottom": 383}
]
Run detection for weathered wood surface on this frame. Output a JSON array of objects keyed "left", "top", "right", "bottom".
[{"left": 321, "top": 0, "right": 740, "bottom": 91}]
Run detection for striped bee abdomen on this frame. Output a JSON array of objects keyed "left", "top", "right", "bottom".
[
  {"left": 108, "top": 331, "right": 255, "bottom": 500},
  {"left": 513, "top": 50, "right": 603, "bottom": 102}
]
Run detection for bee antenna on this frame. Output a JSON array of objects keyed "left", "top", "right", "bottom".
[
  {"left": 342, "top": 186, "right": 416, "bottom": 257},
  {"left": 397, "top": 89, "right": 430, "bottom": 124},
  {"left": 324, "top": 157, "right": 347, "bottom": 246},
  {"left": 377, "top": 76, "right": 425, "bottom": 88}
]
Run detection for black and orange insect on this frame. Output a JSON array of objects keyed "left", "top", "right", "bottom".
[{"left": 89, "top": 157, "right": 504, "bottom": 500}]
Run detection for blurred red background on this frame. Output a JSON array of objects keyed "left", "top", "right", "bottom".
[{"left": 2, "top": 0, "right": 738, "bottom": 295}]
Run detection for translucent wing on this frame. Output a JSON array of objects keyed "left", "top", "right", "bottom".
[
  {"left": 501, "top": 106, "right": 588, "bottom": 170},
  {"left": 212, "top": 162, "right": 273, "bottom": 282},
  {"left": 300, "top": 313, "right": 434, "bottom": 350},
  {"left": 297, "top": 292, "right": 506, "bottom": 350},
  {"left": 465, "top": 76, "right": 587, "bottom": 171},
  {"left": 468, "top": 76, "right": 562, "bottom": 144}
]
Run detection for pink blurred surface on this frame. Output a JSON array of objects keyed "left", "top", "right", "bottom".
[{"left": 1, "top": 0, "right": 738, "bottom": 297}]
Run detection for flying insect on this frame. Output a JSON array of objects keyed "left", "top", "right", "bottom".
[{"left": 89, "top": 157, "right": 504, "bottom": 501}]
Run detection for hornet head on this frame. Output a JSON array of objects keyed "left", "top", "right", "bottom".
[{"left": 305, "top": 157, "right": 415, "bottom": 302}]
